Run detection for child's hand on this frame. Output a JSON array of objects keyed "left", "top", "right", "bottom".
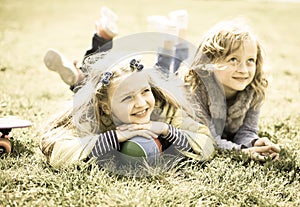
[
  {"left": 242, "top": 146, "right": 277, "bottom": 161},
  {"left": 242, "top": 138, "right": 280, "bottom": 161},
  {"left": 253, "top": 137, "right": 280, "bottom": 152},
  {"left": 117, "top": 122, "right": 169, "bottom": 136},
  {"left": 116, "top": 127, "right": 157, "bottom": 142}
]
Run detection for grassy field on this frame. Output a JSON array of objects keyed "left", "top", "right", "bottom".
[{"left": 1, "top": 0, "right": 300, "bottom": 206}]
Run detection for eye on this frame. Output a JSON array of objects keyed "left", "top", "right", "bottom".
[
  {"left": 248, "top": 58, "right": 256, "bottom": 64},
  {"left": 229, "top": 57, "right": 238, "bottom": 64},
  {"left": 142, "top": 88, "right": 151, "bottom": 94}
]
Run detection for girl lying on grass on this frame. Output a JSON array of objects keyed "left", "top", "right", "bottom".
[
  {"left": 185, "top": 18, "right": 280, "bottom": 161},
  {"left": 40, "top": 54, "right": 216, "bottom": 170}
]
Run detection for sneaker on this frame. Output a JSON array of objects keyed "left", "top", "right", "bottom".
[
  {"left": 169, "top": 10, "right": 188, "bottom": 39},
  {"left": 97, "top": 6, "right": 118, "bottom": 38},
  {"left": 44, "top": 49, "right": 79, "bottom": 86},
  {"left": 147, "top": 15, "right": 177, "bottom": 35},
  {"left": 169, "top": 9, "right": 188, "bottom": 29},
  {"left": 147, "top": 15, "right": 169, "bottom": 32}
]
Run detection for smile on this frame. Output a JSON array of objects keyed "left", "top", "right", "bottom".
[
  {"left": 131, "top": 108, "right": 148, "bottom": 117},
  {"left": 233, "top": 77, "right": 248, "bottom": 81}
]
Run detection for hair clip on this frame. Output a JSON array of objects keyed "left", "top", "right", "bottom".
[
  {"left": 100, "top": 71, "right": 114, "bottom": 86},
  {"left": 130, "top": 59, "right": 144, "bottom": 71}
]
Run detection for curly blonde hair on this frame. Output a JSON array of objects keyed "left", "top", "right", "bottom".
[{"left": 186, "top": 19, "right": 268, "bottom": 108}]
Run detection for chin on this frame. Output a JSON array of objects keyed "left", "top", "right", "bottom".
[
  {"left": 233, "top": 84, "right": 248, "bottom": 91},
  {"left": 132, "top": 117, "right": 151, "bottom": 124}
]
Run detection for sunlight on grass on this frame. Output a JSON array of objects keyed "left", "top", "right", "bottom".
[{"left": 1, "top": 0, "right": 300, "bottom": 206}]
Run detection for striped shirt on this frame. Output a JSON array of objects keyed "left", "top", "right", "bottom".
[{"left": 89, "top": 125, "right": 191, "bottom": 159}]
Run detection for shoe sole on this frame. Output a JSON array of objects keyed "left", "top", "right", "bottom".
[
  {"left": 44, "top": 49, "right": 78, "bottom": 85},
  {"left": 101, "top": 6, "right": 118, "bottom": 22},
  {"left": 100, "top": 6, "right": 118, "bottom": 37}
]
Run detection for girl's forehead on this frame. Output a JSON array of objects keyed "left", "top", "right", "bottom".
[
  {"left": 236, "top": 38, "right": 257, "bottom": 51},
  {"left": 109, "top": 72, "right": 150, "bottom": 96},
  {"left": 226, "top": 35, "right": 257, "bottom": 53},
  {"left": 117, "top": 71, "right": 148, "bottom": 83}
]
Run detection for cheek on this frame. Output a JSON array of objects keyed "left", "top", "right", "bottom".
[
  {"left": 249, "top": 67, "right": 256, "bottom": 80},
  {"left": 112, "top": 103, "right": 132, "bottom": 122},
  {"left": 214, "top": 70, "right": 230, "bottom": 84},
  {"left": 148, "top": 93, "right": 155, "bottom": 107}
]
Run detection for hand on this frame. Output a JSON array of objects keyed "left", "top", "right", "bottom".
[
  {"left": 117, "top": 122, "right": 169, "bottom": 136},
  {"left": 242, "top": 137, "right": 280, "bottom": 161},
  {"left": 254, "top": 137, "right": 280, "bottom": 153},
  {"left": 242, "top": 146, "right": 278, "bottom": 161},
  {"left": 116, "top": 127, "right": 158, "bottom": 143}
]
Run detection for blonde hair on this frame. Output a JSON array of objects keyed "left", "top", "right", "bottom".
[
  {"left": 186, "top": 18, "right": 268, "bottom": 108},
  {"left": 40, "top": 53, "right": 200, "bottom": 157}
]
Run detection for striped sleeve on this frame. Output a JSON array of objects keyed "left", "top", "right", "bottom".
[
  {"left": 89, "top": 130, "right": 120, "bottom": 158},
  {"left": 161, "top": 125, "right": 191, "bottom": 152}
]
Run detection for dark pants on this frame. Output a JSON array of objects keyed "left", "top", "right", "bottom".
[
  {"left": 71, "top": 34, "right": 189, "bottom": 91},
  {"left": 155, "top": 42, "right": 189, "bottom": 75}
]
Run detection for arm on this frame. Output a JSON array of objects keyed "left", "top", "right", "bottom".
[
  {"left": 159, "top": 124, "right": 192, "bottom": 152},
  {"left": 229, "top": 107, "right": 280, "bottom": 160},
  {"left": 232, "top": 107, "right": 260, "bottom": 148},
  {"left": 117, "top": 122, "right": 192, "bottom": 153},
  {"left": 89, "top": 130, "right": 120, "bottom": 158},
  {"left": 175, "top": 115, "right": 216, "bottom": 161},
  {"left": 209, "top": 120, "right": 243, "bottom": 150},
  {"left": 45, "top": 129, "right": 99, "bottom": 168},
  {"left": 44, "top": 126, "right": 120, "bottom": 168},
  {"left": 162, "top": 103, "right": 216, "bottom": 161},
  {"left": 234, "top": 107, "right": 280, "bottom": 160}
]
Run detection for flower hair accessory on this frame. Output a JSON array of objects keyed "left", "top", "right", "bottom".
[
  {"left": 100, "top": 71, "right": 114, "bottom": 86},
  {"left": 130, "top": 59, "right": 144, "bottom": 71}
]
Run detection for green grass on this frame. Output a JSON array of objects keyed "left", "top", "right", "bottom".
[{"left": 1, "top": 0, "right": 300, "bottom": 206}]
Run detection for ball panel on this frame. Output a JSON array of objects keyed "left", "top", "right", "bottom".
[
  {"left": 121, "top": 140, "right": 146, "bottom": 157},
  {"left": 120, "top": 136, "right": 162, "bottom": 158}
]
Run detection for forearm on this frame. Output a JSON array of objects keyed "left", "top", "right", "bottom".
[
  {"left": 232, "top": 107, "right": 261, "bottom": 148},
  {"left": 160, "top": 125, "right": 191, "bottom": 152},
  {"left": 215, "top": 135, "right": 242, "bottom": 150},
  {"left": 233, "top": 130, "right": 259, "bottom": 149},
  {"left": 89, "top": 130, "right": 120, "bottom": 158},
  {"left": 48, "top": 134, "right": 98, "bottom": 168}
]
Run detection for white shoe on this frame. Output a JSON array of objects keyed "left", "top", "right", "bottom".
[
  {"left": 44, "top": 49, "right": 78, "bottom": 86},
  {"left": 147, "top": 15, "right": 177, "bottom": 35},
  {"left": 147, "top": 15, "right": 169, "bottom": 32},
  {"left": 169, "top": 9, "right": 188, "bottom": 29},
  {"left": 99, "top": 6, "right": 118, "bottom": 38}
]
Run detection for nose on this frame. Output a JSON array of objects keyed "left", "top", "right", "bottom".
[
  {"left": 236, "top": 62, "right": 248, "bottom": 73},
  {"left": 134, "top": 94, "right": 146, "bottom": 107}
]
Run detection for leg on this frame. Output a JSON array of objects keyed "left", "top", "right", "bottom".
[
  {"left": 173, "top": 42, "right": 189, "bottom": 74},
  {"left": 169, "top": 9, "right": 189, "bottom": 74},
  {"left": 147, "top": 15, "right": 176, "bottom": 75},
  {"left": 44, "top": 6, "right": 118, "bottom": 90},
  {"left": 84, "top": 6, "right": 118, "bottom": 58},
  {"left": 155, "top": 41, "right": 174, "bottom": 75}
]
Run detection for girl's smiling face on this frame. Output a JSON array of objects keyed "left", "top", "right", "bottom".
[
  {"left": 108, "top": 72, "right": 155, "bottom": 125},
  {"left": 214, "top": 39, "right": 257, "bottom": 99}
]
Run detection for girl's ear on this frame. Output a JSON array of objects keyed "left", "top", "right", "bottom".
[{"left": 101, "top": 103, "right": 111, "bottom": 115}]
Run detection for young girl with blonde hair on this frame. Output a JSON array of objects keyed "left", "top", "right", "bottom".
[
  {"left": 185, "top": 18, "right": 280, "bottom": 161},
  {"left": 40, "top": 53, "right": 216, "bottom": 169}
]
